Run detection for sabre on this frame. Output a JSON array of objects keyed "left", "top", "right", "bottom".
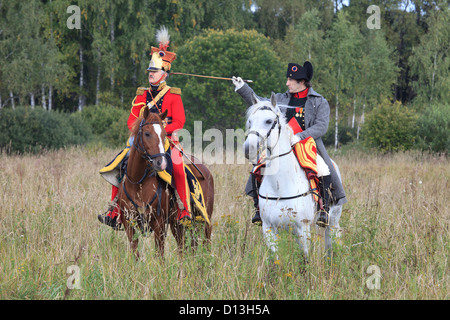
[
  {"left": 171, "top": 72, "right": 253, "bottom": 83},
  {"left": 166, "top": 136, "right": 206, "bottom": 180}
]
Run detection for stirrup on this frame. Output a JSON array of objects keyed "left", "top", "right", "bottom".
[
  {"left": 252, "top": 209, "right": 262, "bottom": 224},
  {"left": 316, "top": 210, "right": 330, "bottom": 227},
  {"left": 177, "top": 209, "right": 192, "bottom": 226},
  {"left": 98, "top": 211, "right": 122, "bottom": 231}
]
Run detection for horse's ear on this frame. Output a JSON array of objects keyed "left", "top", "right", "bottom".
[
  {"left": 143, "top": 106, "right": 150, "bottom": 119},
  {"left": 270, "top": 92, "right": 277, "bottom": 107},
  {"left": 159, "top": 109, "right": 168, "bottom": 121},
  {"left": 251, "top": 92, "right": 259, "bottom": 105}
]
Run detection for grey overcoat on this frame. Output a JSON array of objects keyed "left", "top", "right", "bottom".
[{"left": 237, "top": 83, "right": 347, "bottom": 206}]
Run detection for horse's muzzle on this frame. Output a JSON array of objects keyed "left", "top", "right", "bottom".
[
  {"left": 152, "top": 156, "right": 167, "bottom": 172},
  {"left": 243, "top": 139, "right": 259, "bottom": 162}
]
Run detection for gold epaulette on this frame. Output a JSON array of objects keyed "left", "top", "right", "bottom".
[
  {"left": 170, "top": 87, "right": 181, "bottom": 95},
  {"left": 136, "top": 87, "right": 148, "bottom": 95}
]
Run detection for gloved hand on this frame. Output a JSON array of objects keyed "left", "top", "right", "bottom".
[
  {"left": 290, "top": 134, "right": 301, "bottom": 147},
  {"left": 232, "top": 76, "right": 245, "bottom": 91}
]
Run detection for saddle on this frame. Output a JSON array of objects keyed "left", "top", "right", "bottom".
[{"left": 99, "top": 139, "right": 209, "bottom": 224}]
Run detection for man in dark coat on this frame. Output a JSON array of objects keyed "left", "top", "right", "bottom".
[{"left": 233, "top": 61, "right": 347, "bottom": 226}]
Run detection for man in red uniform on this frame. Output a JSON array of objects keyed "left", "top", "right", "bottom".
[{"left": 98, "top": 27, "right": 192, "bottom": 229}]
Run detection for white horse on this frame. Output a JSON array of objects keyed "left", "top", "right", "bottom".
[{"left": 243, "top": 93, "right": 342, "bottom": 258}]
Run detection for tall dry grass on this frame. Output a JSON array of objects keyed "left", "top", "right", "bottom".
[{"left": 0, "top": 146, "right": 448, "bottom": 299}]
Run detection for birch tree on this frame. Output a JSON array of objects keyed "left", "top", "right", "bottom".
[
  {"left": 410, "top": 4, "right": 450, "bottom": 104},
  {"left": 322, "top": 10, "right": 362, "bottom": 150}
]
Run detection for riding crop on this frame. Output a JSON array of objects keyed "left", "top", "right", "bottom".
[{"left": 171, "top": 72, "right": 253, "bottom": 83}]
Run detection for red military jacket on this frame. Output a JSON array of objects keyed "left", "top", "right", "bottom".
[{"left": 127, "top": 83, "right": 185, "bottom": 137}]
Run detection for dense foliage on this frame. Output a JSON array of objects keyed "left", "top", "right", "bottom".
[
  {"left": 0, "top": 0, "right": 448, "bottom": 153},
  {"left": 170, "top": 29, "right": 285, "bottom": 132},
  {"left": 0, "top": 107, "right": 92, "bottom": 153},
  {"left": 363, "top": 100, "right": 418, "bottom": 152},
  {"left": 415, "top": 103, "right": 450, "bottom": 153},
  {"left": 80, "top": 105, "right": 129, "bottom": 147}
]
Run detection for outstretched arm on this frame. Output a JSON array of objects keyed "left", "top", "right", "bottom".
[{"left": 232, "top": 76, "right": 267, "bottom": 106}]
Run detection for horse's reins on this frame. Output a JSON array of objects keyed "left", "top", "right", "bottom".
[
  {"left": 258, "top": 188, "right": 319, "bottom": 201},
  {"left": 133, "top": 119, "right": 166, "bottom": 166},
  {"left": 122, "top": 118, "right": 167, "bottom": 217},
  {"left": 247, "top": 105, "right": 298, "bottom": 164},
  {"left": 246, "top": 105, "right": 283, "bottom": 164}
]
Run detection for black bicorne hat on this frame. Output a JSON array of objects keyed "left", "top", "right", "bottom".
[{"left": 286, "top": 61, "right": 313, "bottom": 81}]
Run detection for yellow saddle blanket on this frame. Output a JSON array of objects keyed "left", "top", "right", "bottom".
[{"left": 99, "top": 139, "right": 209, "bottom": 225}]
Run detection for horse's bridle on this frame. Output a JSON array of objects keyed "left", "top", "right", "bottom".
[
  {"left": 246, "top": 106, "right": 281, "bottom": 143},
  {"left": 246, "top": 105, "right": 291, "bottom": 162},
  {"left": 134, "top": 119, "right": 166, "bottom": 163},
  {"left": 122, "top": 118, "right": 166, "bottom": 219},
  {"left": 126, "top": 118, "right": 166, "bottom": 185}
]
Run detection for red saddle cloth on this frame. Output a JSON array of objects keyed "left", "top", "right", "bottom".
[{"left": 253, "top": 136, "right": 319, "bottom": 202}]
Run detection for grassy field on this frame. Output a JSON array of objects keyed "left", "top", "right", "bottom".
[{"left": 0, "top": 146, "right": 448, "bottom": 300}]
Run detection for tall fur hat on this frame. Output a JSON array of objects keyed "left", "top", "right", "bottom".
[
  {"left": 147, "top": 26, "right": 176, "bottom": 72},
  {"left": 286, "top": 61, "right": 313, "bottom": 81}
]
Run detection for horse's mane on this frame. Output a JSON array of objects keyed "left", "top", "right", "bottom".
[{"left": 130, "top": 111, "right": 163, "bottom": 138}]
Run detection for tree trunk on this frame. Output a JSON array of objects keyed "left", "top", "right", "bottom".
[
  {"left": 48, "top": 86, "right": 53, "bottom": 111},
  {"left": 430, "top": 52, "right": 437, "bottom": 102},
  {"left": 10, "top": 91, "right": 15, "bottom": 109},
  {"left": 351, "top": 94, "right": 356, "bottom": 128},
  {"left": 334, "top": 65, "right": 340, "bottom": 151},
  {"left": 110, "top": 12, "right": 115, "bottom": 91},
  {"left": 41, "top": 85, "right": 46, "bottom": 109},
  {"left": 334, "top": 96, "right": 339, "bottom": 151},
  {"left": 96, "top": 46, "right": 101, "bottom": 105},
  {"left": 49, "top": 0, "right": 53, "bottom": 112},
  {"left": 78, "top": 29, "right": 85, "bottom": 112},
  {"left": 357, "top": 102, "right": 366, "bottom": 141},
  {"left": 30, "top": 92, "right": 35, "bottom": 108}
]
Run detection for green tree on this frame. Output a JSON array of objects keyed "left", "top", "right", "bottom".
[
  {"left": 0, "top": 1, "right": 71, "bottom": 109},
  {"left": 409, "top": 4, "right": 450, "bottom": 104},
  {"left": 253, "top": 0, "right": 327, "bottom": 40},
  {"left": 283, "top": 8, "right": 329, "bottom": 103},
  {"left": 284, "top": 8, "right": 325, "bottom": 64},
  {"left": 383, "top": 1, "right": 425, "bottom": 103},
  {"left": 321, "top": 10, "right": 363, "bottom": 150},
  {"left": 416, "top": 103, "right": 449, "bottom": 153},
  {"left": 170, "top": 29, "right": 285, "bottom": 132},
  {"left": 363, "top": 100, "right": 418, "bottom": 152},
  {"left": 355, "top": 29, "right": 399, "bottom": 140}
]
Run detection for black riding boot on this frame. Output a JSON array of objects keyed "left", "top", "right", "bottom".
[
  {"left": 98, "top": 212, "right": 119, "bottom": 229},
  {"left": 249, "top": 173, "right": 262, "bottom": 224},
  {"left": 251, "top": 195, "right": 261, "bottom": 224},
  {"left": 317, "top": 175, "right": 332, "bottom": 227},
  {"left": 98, "top": 196, "right": 121, "bottom": 230}
]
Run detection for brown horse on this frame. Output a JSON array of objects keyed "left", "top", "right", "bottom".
[{"left": 117, "top": 107, "right": 214, "bottom": 259}]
